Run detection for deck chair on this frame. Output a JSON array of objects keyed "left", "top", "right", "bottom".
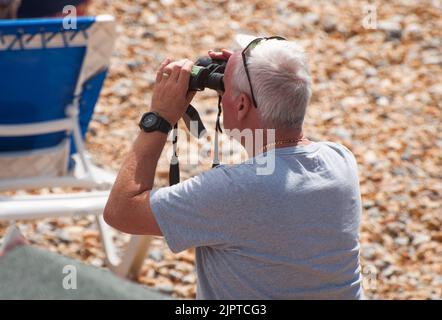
[{"left": 0, "top": 16, "right": 153, "bottom": 279}]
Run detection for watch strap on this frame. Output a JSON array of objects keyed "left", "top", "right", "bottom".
[{"left": 157, "top": 116, "right": 172, "bottom": 134}]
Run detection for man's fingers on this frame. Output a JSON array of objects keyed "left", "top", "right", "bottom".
[
  {"left": 170, "top": 60, "right": 185, "bottom": 82},
  {"left": 163, "top": 60, "right": 186, "bottom": 82},
  {"left": 208, "top": 49, "right": 233, "bottom": 61},
  {"left": 208, "top": 50, "right": 225, "bottom": 60},
  {"left": 221, "top": 49, "right": 234, "bottom": 59},
  {"left": 156, "top": 57, "right": 172, "bottom": 83},
  {"left": 178, "top": 60, "right": 193, "bottom": 87}
]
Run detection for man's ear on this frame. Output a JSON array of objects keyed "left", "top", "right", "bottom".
[{"left": 237, "top": 93, "right": 253, "bottom": 122}]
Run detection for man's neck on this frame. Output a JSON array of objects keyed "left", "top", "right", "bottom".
[{"left": 242, "top": 127, "right": 309, "bottom": 158}]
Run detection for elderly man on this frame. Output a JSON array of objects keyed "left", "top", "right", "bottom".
[{"left": 104, "top": 37, "right": 363, "bottom": 300}]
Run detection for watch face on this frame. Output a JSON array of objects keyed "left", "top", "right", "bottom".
[{"left": 143, "top": 113, "right": 158, "bottom": 128}]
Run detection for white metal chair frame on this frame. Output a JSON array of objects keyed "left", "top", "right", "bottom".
[{"left": 0, "top": 15, "right": 152, "bottom": 279}]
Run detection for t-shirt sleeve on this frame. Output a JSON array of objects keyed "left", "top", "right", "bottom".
[
  {"left": 149, "top": 165, "right": 242, "bottom": 253},
  {"left": 323, "top": 141, "right": 359, "bottom": 172}
]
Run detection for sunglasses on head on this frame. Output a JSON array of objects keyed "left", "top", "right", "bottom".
[{"left": 241, "top": 36, "right": 286, "bottom": 108}]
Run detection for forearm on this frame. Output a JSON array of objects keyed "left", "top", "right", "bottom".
[
  {"left": 110, "top": 131, "right": 167, "bottom": 199},
  {"left": 103, "top": 130, "right": 167, "bottom": 234}
]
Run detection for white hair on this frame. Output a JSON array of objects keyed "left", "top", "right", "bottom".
[{"left": 232, "top": 39, "right": 312, "bottom": 129}]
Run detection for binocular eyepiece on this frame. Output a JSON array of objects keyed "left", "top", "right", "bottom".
[{"left": 188, "top": 57, "right": 226, "bottom": 92}]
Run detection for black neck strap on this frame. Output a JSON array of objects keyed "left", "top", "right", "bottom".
[
  {"left": 215, "top": 95, "right": 223, "bottom": 134},
  {"left": 212, "top": 95, "right": 222, "bottom": 168},
  {"left": 169, "top": 99, "right": 223, "bottom": 185}
]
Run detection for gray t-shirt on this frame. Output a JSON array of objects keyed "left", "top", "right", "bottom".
[{"left": 150, "top": 141, "right": 363, "bottom": 299}]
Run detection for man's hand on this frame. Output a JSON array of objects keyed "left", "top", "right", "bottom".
[{"left": 150, "top": 58, "right": 196, "bottom": 125}]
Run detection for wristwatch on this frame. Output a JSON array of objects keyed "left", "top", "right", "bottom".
[{"left": 139, "top": 112, "right": 172, "bottom": 134}]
